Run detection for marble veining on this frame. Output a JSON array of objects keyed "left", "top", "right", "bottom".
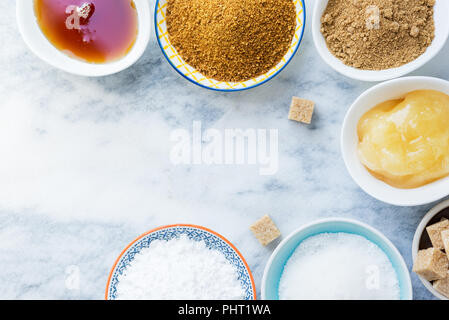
[{"left": 1, "top": 0, "right": 448, "bottom": 299}]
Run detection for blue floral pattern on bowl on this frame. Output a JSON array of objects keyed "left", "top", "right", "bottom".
[{"left": 106, "top": 225, "right": 255, "bottom": 300}]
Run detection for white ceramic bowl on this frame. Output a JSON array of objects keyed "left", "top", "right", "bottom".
[
  {"left": 341, "top": 76, "right": 449, "bottom": 206},
  {"left": 412, "top": 199, "right": 449, "bottom": 300},
  {"left": 262, "top": 218, "right": 412, "bottom": 300},
  {"left": 16, "top": 0, "right": 151, "bottom": 77},
  {"left": 312, "top": 0, "right": 449, "bottom": 82}
]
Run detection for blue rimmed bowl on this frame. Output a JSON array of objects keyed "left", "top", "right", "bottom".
[
  {"left": 154, "top": 0, "right": 306, "bottom": 91},
  {"left": 106, "top": 224, "right": 256, "bottom": 300},
  {"left": 262, "top": 218, "right": 413, "bottom": 300}
]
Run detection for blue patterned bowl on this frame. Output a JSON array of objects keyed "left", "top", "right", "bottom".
[{"left": 106, "top": 224, "right": 256, "bottom": 300}]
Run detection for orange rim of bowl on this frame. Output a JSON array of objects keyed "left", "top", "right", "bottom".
[{"left": 105, "top": 223, "right": 257, "bottom": 300}]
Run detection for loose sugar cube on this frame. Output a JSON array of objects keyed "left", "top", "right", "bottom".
[
  {"left": 288, "top": 97, "right": 315, "bottom": 124},
  {"left": 413, "top": 248, "right": 448, "bottom": 281},
  {"left": 433, "top": 274, "right": 449, "bottom": 298},
  {"left": 426, "top": 219, "right": 449, "bottom": 249},
  {"left": 250, "top": 215, "right": 281, "bottom": 246},
  {"left": 442, "top": 229, "right": 449, "bottom": 259}
]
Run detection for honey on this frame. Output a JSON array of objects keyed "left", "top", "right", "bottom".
[
  {"left": 34, "top": 0, "right": 138, "bottom": 63},
  {"left": 357, "top": 90, "right": 449, "bottom": 189}
]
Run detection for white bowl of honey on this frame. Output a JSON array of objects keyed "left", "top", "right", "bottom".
[
  {"left": 16, "top": 0, "right": 151, "bottom": 76},
  {"left": 341, "top": 77, "right": 449, "bottom": 206}
]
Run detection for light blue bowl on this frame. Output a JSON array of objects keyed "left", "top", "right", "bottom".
[{"left": 261, "top": 218, "right": 412, "bottom": 300}]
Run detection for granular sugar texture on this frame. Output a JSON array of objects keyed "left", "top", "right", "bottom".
[
  {"left": 116, "top": 235, "right": 245, "bottom": 300},
  {"left": 279, "top": 233, "right": 400, "bottom": 300},
  {"left": 166, "top": 0, "right": 297, "bottom": 82},
  {"left": 321, "top": 0, "right": 435, "bottom": 70}
]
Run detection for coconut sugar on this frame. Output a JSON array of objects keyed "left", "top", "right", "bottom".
[
  {"left": 279, "top": 233, "right": 400, "bottom": 300},
  {"left": 116, "top": 235, "right": 245, "bottom": 300},
  {"left": 321, "top": 0, "right": 435, "bottom": 70},
  {"left": 166, "top": 0, "right": 296, "bottom": 82}
]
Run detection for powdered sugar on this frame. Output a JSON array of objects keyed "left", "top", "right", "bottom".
[
  {"left": 116, "top": 235, "right": 245, "bottom": 300},
  {"left": 279, "top": 233, "right": 400, "bottom": 300}
]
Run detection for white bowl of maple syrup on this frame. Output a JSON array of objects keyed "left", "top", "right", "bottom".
[{"left": 16, "top": 0, "right": 151, "bottom": 77}]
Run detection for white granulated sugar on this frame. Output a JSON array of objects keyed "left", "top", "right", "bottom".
[
  {"left": 116, "top": 235, "right": 245, "bottom": 300},
  {"left": 279, "top": 233, "right": 400, "bottom": 300}
]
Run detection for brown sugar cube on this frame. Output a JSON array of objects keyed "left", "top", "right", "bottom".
[
  {"left": 413, "top": 248, "right": 448, "bottom": 281},
  {"left": 426, "top": 219, "right": 449, "bottom": 249},
  {"left": 288, "top": 97, "right": 315, "bottom": 124},
  {"left": 442, "top": 229, "right": 449, "bottom": 259},
  {"left": 250, "top": 215, "right": 281, "bottom": 246},
  {"left": 433, "top": 274, "right": 449, "bottom": 298}
]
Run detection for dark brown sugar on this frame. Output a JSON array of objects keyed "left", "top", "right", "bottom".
[{"left": 166, "top": 0, "right": 297, "bottom": 82}]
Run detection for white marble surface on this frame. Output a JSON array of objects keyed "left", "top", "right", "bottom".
[{"left": 1, "top": 0, "right": 448, "bottom": 300}]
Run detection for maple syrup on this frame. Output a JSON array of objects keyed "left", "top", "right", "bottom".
[{"left": 34, "top": 0, "right": 138, "bottom": 63}]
